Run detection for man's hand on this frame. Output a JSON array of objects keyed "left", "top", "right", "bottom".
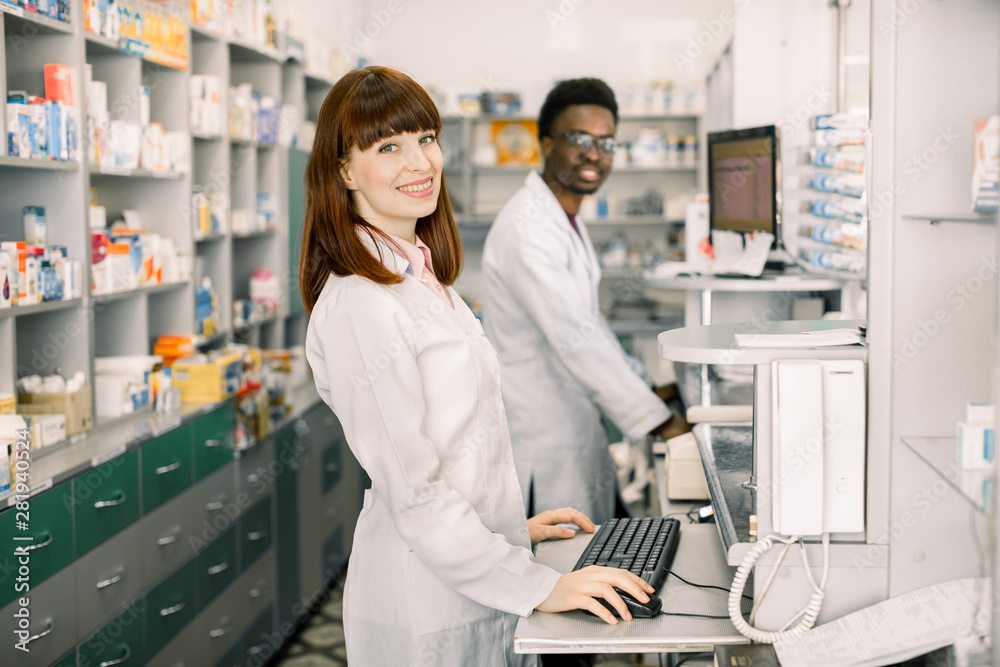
[
  {"left": 526, "top": 507, "right": 595, "bottom": 546},
  {"left": 653, "top": 383, "right": 680, "bottom": 403},
  {"left": 650, "top": 412, "right": 692, "bottom": 441}
]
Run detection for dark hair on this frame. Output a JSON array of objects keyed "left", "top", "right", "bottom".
[
  {"left": 538, "top": 78, "right": 619, "bottom": 140},
  {"left": 300, "top": 66, "right": 462, "bottom": 314}
]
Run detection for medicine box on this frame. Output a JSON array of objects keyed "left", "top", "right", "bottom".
[
  {"left": 173, "top": 352, "right": 243, "bottom": 403},
  {"left": 17, "top": 386, "right": 93, "bottom": 436}
]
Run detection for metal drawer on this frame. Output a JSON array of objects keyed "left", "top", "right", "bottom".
[
  {"left": 0, "top": 564, "right": 76, "bottom": 663},
  {"left": 75, "top": 522, "right": 144, "bottom": 640}
]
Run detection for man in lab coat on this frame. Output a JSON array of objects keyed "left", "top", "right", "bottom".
[{"left": 483, "top": 78, "right": 689, "bottom": 526}]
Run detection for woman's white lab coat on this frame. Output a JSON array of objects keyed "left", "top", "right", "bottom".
[
  {"left": 482, "top": 171, "right": 672, "bottom": 524},
  {"left": 306, "top": 233, "right": 560, "bottom": 667}
]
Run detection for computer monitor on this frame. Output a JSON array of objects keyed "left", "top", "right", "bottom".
[{"left": 707, "top": 125, "right": 781, "bottom": 249}]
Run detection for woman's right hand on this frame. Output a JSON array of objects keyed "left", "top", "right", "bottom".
[{"left": 535, "top": 566, "right": 655, "bottom": 624}]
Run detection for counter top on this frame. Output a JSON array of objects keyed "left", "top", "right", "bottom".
[
  {"left": 6, "top": 381, "right": 323, "bottom": 506},
  {"left": 644, "top": 273, "right": 845, "bottom": 292},
  {"left": 657, "top": 319, "right": 867, "bottom": 365}
]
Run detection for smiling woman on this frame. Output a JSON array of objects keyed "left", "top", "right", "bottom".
[{"left": 299, "top": 66, "right": 461, "bottom": 314}]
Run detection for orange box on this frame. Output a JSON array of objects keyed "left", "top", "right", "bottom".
[{"left": 44, "top": 63, "right": 74, "bottom": 106}]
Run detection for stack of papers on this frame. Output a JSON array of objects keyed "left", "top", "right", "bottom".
[{"left": 735, "top": 327, "right": 863, "bottom": 348}]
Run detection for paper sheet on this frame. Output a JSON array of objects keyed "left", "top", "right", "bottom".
[{"left": 774, "top": 578, "right": 990, "bottom": 667}]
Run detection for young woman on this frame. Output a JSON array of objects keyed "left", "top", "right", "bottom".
[{"left": 301, "top": 66, "right": 654, "bottom": 667}]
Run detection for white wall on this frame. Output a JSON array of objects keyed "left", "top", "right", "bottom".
[{"left": 346, "top": 0, "right": 734, "bottom": 114}]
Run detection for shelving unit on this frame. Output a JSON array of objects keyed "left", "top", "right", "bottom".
[
  {"left": 0, "top": 2, "right": 337, "bottom": 458},
  {"left": 0, "top": 3, "right": 347, "bottom": 665}
]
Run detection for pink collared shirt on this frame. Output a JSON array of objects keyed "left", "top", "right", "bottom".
[{"left": 385, "top": 233, "right": 455, "bottom": 309}]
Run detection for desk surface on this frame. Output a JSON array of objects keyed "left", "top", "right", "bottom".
[
  {"left": 644, "top": 273, "right": 844, "bottom": 292},
  {"left": 514, "top": 523, "right": 749, "bottom": 654},
  {"left": 657, "top": 319, "right": 867, "bottom": 365}
]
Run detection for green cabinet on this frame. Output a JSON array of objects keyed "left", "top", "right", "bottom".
[
  {"left": 242, "top": 604, "right": 277, "bottom": 666},
  {"left": 53, "top": 650, "right": 77, "bottom": 667},
  {"left": 79, "top": 601, "right": 145, "bottom": 667},
  {"left": 141, "top": 424, "right": 193, "bottom": 512},
  {"left": 274, "top": 426, "right": 300, "bottom": 632},
  {"left": 193, "top": 404, "right": 236, "bottom": 481},
  {"left": 74, "top": 449, "right": 141, "bottom": 556},
  {"left": 0, "top": 483, "right": 74, "bottom": 608},
  {"left": 196, "top": 525, "right": 239, "bottom": 611},
  {"left": 240, "top": 497, "right": 272, "bottom": 569},
  {"left": 145, "top": 559, "right": 197, "bottom": 656},
  {"left": 321, "top": 436, "right": 343, "bottom": 493}
]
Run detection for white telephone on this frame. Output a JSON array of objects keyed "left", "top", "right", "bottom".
[
  {"left": 728, "top": 357, "right": 867, "bottom": 644},
  {"left": 771, "top": 358, "right": 867, "bottom": 536}
]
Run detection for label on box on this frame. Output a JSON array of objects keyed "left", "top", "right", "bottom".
[
  {"left": 0, "top": 3, "right": 24, "bottom": 17},
  {"left": 91, "top": 443, "right": 127, "bottom": 467}
]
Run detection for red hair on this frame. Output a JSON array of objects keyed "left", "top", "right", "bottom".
[{"left": 300, "top": 66, "right": 462, "bottom": 314}]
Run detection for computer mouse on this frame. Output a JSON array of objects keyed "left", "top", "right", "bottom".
[{"left": 592, "top": 589, "right": 662, "bottom": 619}]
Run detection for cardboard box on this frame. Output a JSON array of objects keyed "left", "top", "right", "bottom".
[
  {"left": 173, "top": 353, "right": 242, "bottom": 403},
  {"left": 17, "top": 386, "right": 93, "bottom": 436}
]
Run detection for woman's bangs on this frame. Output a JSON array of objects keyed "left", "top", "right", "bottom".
[{"left": 342, "top": 73, "right": 441, "bottom": 153}]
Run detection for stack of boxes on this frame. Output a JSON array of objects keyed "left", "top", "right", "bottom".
[
  {"left": 86, "top": 69, "right": 190, "bottom": 173},
  {"left": 6, "top": 63, "right": 79, "bottom": 162},
  {"left": 89, "top": 210, "right": 184, "bottom": 295},
  {"left": 0, "top": 0, "right": 70, "bottom": 21},
  {"left": 0, "top": 206, "right": 84, "bottom": 309},
  {"left": 229, "top": 83, "right": 281, "bottom": 144}
]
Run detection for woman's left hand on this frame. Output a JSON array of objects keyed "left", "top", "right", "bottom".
[{"left": 527, "top": 507, "right": 595, "bottom": 546}]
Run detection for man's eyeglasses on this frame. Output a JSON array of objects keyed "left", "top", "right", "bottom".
[{"left": 560, "top": 132, "right": 618, "bottom": 156}]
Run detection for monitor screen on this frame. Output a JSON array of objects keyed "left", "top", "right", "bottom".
[{"left": 708, "top": 125, "right": 780, "bottom": 245}]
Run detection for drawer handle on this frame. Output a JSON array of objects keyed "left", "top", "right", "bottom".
[
  {"left": 94, "top": 491, "right": 127, "bottom": 509},
  {"left": 248, "top": 645, "right": 263, "bottom": 656},
  {"left": 247, "top": 473, "right": 261, "bottom": 485},
  {"left": 249, "top": 581, "right": 267, "bottom": 598},
  {"left": 159, "top": 601, "right": 185, "bottom": 617},
  {"left": 205, "top": 438, "right": 224, "bottom": 448},
  {"left": 205, "top": 500, "right": 226, "bottom": 511},
  {"left": 155, "top": 460, "right": 183, "bottom": 475},
  {"left": 209, "top": 619, "right": 231, "bottom": 638},
  {"left": 207, "top": 561, "right": 230, "bottom": 576},
  {"left": 157, "top": 527, "right": 183, "bottom": 546},
  {"left": 247, "top": 529, "right": 268, "bottom": 542},
  {"left": 26, "top": 620, "right": 53, "bottom": 643},
  {"left": 96, "top": 568, "right": 126, "bottom": 589},
  {"left": 99, "top": 645, "right": 131, "bottom": 667},
  {"left": 21, "top": 531, "right": 53, "bottom": 551}
]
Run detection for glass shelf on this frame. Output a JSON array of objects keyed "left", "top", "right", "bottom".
[
  {"left": 901, "top": 436, "right": 993, "bottom": 514},
  {"left": 902, "top": 213, "right": 995, "bottom": 224}
]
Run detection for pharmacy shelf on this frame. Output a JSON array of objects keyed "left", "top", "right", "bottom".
[
  {"left": 231, "top": 138, "right": 278, "bottom": 150},
  {"left": 91, "top": 281, "right": 191, "bottom": 304},
  {"left": 193, "top": 130, "right": 224, "bottom": 141},
  {"left": 87, "top": 164, "right": 186, "bottom": 179},
  {"left": 189, "top": 21, "right": 223, "bottom": 41},
  {"left": 195, "top": 232, "right": 227, "bottom": 243},
  {"left": 304, "top": 71, "right": 337, "bottom": 88},
  {"left": 228, "top": 37, "right": 284, "bottom": 63},
  {"left": 588, "top": 216, "right": 684, "bottom": 226},
  {"left": 0, "top": 5, "right": 73, "bottom": 34},
  {"left": 0, "top": 298, "right": 83, "bottom": 320},
  {"left": 900, "top": 437, "right": 989, "bottom": 514},
  {"left": 233, "top": 228, "right": 277, "bottom": 240},
  {"left": 902, "top": 212, "right": 996, "bottom": 224},
  {"left": 83, "top": 29, "right": 122, "bottom": 54},
  {"left": 0, "top": 155, "right": 78, "bottom": 171}
]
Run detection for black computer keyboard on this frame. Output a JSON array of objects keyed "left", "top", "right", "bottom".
[{"left": 572, "top": 517, "right": 681, "bottom": 592}]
